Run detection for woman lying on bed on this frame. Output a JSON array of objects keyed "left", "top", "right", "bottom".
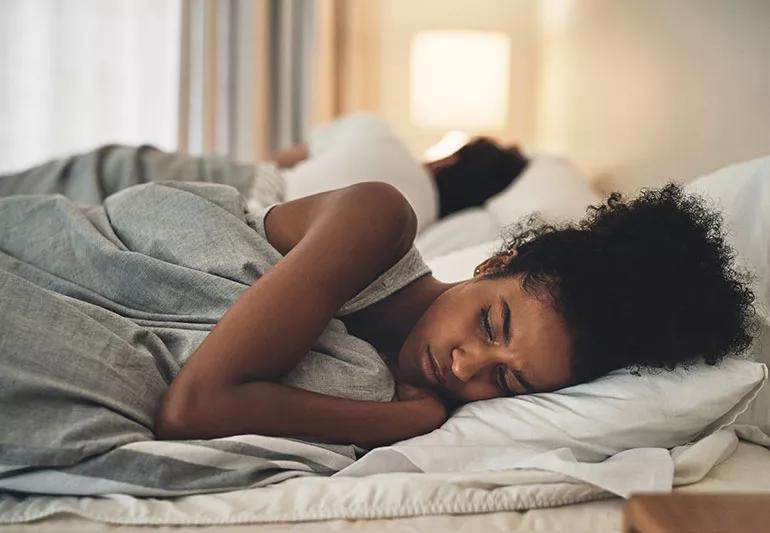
[{"left": 155, "top": 180, "right": 756, "bottom": 449}]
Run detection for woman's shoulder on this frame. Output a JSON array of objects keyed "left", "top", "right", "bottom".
[{"left": 261, "top": 182, "right": 415, "bottom": 257}]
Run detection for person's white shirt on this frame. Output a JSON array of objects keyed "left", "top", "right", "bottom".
[{"left": 283, "top": 113, "right": 439, "bottom": 233}]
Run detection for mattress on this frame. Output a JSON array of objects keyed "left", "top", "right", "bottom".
[{"left": 2, "top": 440, "right": 768, "bottom": 533}]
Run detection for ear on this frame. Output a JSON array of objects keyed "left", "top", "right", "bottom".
[{"left": 473, "top": 250, "right": 517, "bottom": 277}]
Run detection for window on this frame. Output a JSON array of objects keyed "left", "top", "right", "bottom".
[{"left": 0, "top": 0, "right": 181, "bottom": 173}]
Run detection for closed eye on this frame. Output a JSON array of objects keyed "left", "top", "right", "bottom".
[
  {"left": 497, "top": 365, "right": 514, "bottom": 395},
  {"left": 480, "top": 305, "right": 493, "bottom": 340}
]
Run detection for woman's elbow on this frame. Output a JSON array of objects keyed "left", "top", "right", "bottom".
[{"left": 154, "top": 387, "right": 198, "bottom": 440}]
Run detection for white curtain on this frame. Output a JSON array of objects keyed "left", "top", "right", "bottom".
[
  {"left": 0, "top": 0, "right": 327, "bottom": 174},
  {"left": 270, "top": 0, "right": 316, "bottom": 151},
  {"left": 177, "top": 0, "right": 316, "bottom": 162},
  {"left": 0, "top": 0, "right": 181, "bottom": 173}
]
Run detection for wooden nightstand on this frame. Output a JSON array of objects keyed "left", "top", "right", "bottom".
[{"left": 623, "top": 493, "right": 770, "bottom": 533}]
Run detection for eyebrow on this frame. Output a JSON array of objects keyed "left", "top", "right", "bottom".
[
  {"left": 499, "top": 295, "right": 511, "bottom": 346},
  {"left": 498, "top": 295, "right": 535, "bottom": 394}
]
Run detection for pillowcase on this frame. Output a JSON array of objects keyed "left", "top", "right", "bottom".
[
  {"left": 684, "top": 155, "right": 770, "bottom": 437},
  {"left": 484, "top": 154, "right": 602, "bottom": 227},
  {"left": 340, "top": 355, "right": 765, "bottom": 496},
  {"left": 414, "top": 209, "right": 501, "bottom": 260},
  {"left": 388, "top": 358, "right": 765, "bottom": 462},
  {"left": 683, "top": 155, "right": 770, "bottom": 323},
  {"left": 425, "top": 238, "right": 503, "bottom": 282}
]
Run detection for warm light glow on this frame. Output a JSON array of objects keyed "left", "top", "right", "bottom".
[
  {"left": 410, "top": 30, "right": 511, "bottom": 132},
  {"left": 422, "top": 130, "right": 470, "bottom": 162}
]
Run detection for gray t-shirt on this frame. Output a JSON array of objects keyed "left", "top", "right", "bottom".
[{"left": 250, "top": 202, "right": 432, "bottom": 403}]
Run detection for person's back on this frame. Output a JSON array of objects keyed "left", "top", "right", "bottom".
[{"left": 275, "top": 113, "right": 529, "bottom": 229}]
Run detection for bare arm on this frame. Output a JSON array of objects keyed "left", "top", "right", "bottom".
[
  {"left": 157, "top": 380, "right": 445, "bottom": 449},
  {"left": 155, "top": 182, "right": 446, "bottom": 447}
]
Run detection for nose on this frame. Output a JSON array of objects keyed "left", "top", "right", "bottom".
[{"left": 450, "top": 341, "right": 503, "bottom": 383}]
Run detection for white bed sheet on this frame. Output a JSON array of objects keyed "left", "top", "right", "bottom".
[{"left": 1, "top": 440, "right": 768, "bottom": 533}]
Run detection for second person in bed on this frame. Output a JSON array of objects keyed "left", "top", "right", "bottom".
[{"left": 155, "top": 180, "right": 755, "bottom": 449}]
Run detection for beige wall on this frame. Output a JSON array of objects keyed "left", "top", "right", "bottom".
[
  {"left": 535, "top": 0, "right": 770, "bottom": 194},
  {"left": 378, "top": 0, "right": 539, "bottom": 158},
  {"left": 370, "top": 0, "right": 770, "bottom": 194}
]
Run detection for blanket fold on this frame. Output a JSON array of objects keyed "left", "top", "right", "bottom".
[
  {"left": 0, "top": 174, "right": 359, "bottom": 496},
  {"left": 0, "top": 144, "right": 259, "bottom": 204}
]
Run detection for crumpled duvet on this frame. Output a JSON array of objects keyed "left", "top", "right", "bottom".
[
  {"left": 0, "top": 429, "right": 749, "bottom": 526},
  {"left": 0, "top": 180, "right": 367, "bottom": 496}
]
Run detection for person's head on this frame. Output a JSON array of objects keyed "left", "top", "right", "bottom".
[
  {"left": 429, "top": 138, "right": 528, "bottom": 218},
  {"left": 397, "top": 183, "right": 756, "bottom": 405}
]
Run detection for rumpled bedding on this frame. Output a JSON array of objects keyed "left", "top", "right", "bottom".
[
  {"left": 0, "top": 144, "right": 269, "bottom": 206},
  {"left": 2, "top": 429, "right": 762, "bottom": 526},
  {"left": 0, "top": 178, "right": 363, "bottom": 496}
]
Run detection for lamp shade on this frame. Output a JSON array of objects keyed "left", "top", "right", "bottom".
[{"left": 409, "top": 30, "right": 511, "bottom": 132}]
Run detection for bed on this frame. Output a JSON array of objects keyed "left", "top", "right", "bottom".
[
  {"left": 1, "top": 414, "right": 768, "bottom": 532},
  {"left": 2, "top": 153, "right": 769, "bottom": 532}
]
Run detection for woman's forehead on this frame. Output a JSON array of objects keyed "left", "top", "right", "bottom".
[{"left": 481, "top": 276, "right": 573, "bottom": 389}]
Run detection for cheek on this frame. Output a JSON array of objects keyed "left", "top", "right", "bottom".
[
  {"left": 433, "top": 302, "right": 475, "bottom": 339},
  {"left": 449, "top": 381, "right": 501, "bottom": 404}
]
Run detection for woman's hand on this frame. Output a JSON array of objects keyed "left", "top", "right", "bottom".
[
  {"left": 271, "top": 143, "right": 309, "bottom": 168},
  {"left": 381, "top": 354, "right": 449, "bottom": 433},
  {"left": 395, "top": 382, "right": 448, "bottom": 433}
]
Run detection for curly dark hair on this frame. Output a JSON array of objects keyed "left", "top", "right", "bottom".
[{"left": 477, "top": 183, "right": 757, "bottom": 384}]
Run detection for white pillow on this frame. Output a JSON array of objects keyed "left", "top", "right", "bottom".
[
  {"left": 397, "top": 358, "right": 764, "bottom": 461},
  {"left": 340, "top": 358, "right": 766, "bottom": 496},
  {"left": 414, "top": 209, "right": 501, "bottom": 260},
  {"left": 426, "top": 239, "right": 503, "bottom": 282},
  {"left": 414, "top": 154, "right": 599, "bottom": 260},
  {"left": 684, "top": 155, "right": 770, "bottom": 437},
  {"left": 484, "top": 154, "right": 602, "bottom": 227},
  {"left": 683, "top": 155, "right": 770, "bottom": 322}
]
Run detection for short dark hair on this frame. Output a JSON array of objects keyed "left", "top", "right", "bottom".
[
  {"left": 434, "top": 140, "right": 528, "bottom": 218},
  {"left": 477, "top": 183, "right": 757, "bottom": 384}
]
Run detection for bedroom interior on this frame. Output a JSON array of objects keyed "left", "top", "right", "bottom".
[{"left": 1, "top": 0, "right": 769, "bottom": 532}]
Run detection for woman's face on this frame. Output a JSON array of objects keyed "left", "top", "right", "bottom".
[{"left": 396, "top": 274, "right": 574, "bottom": 404}]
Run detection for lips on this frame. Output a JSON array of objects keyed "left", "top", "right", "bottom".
[{"left": 427, "top": 345, "right": 446, "bottom": 385}]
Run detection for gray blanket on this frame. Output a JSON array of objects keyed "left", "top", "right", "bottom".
[
  {"left": 0, "top": 144, "right": 262, "bottom": 204},
  {"left": 0, "top": 147, "right": 426, "bottom": 496}
]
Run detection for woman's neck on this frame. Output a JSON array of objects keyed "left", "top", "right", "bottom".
[{"left": 341, "top": 274, "right": 459, "bottom": 363}]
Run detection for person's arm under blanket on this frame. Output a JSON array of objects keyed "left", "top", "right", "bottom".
[
  {"left": 0, "top": 144, "right": 261, "bottom": 204},
  {"left": 155, "top": 182, "right": 447, "bottom": 449},
  {"left": 272, "top": 143, "right": 309, "bottom": 168}
]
